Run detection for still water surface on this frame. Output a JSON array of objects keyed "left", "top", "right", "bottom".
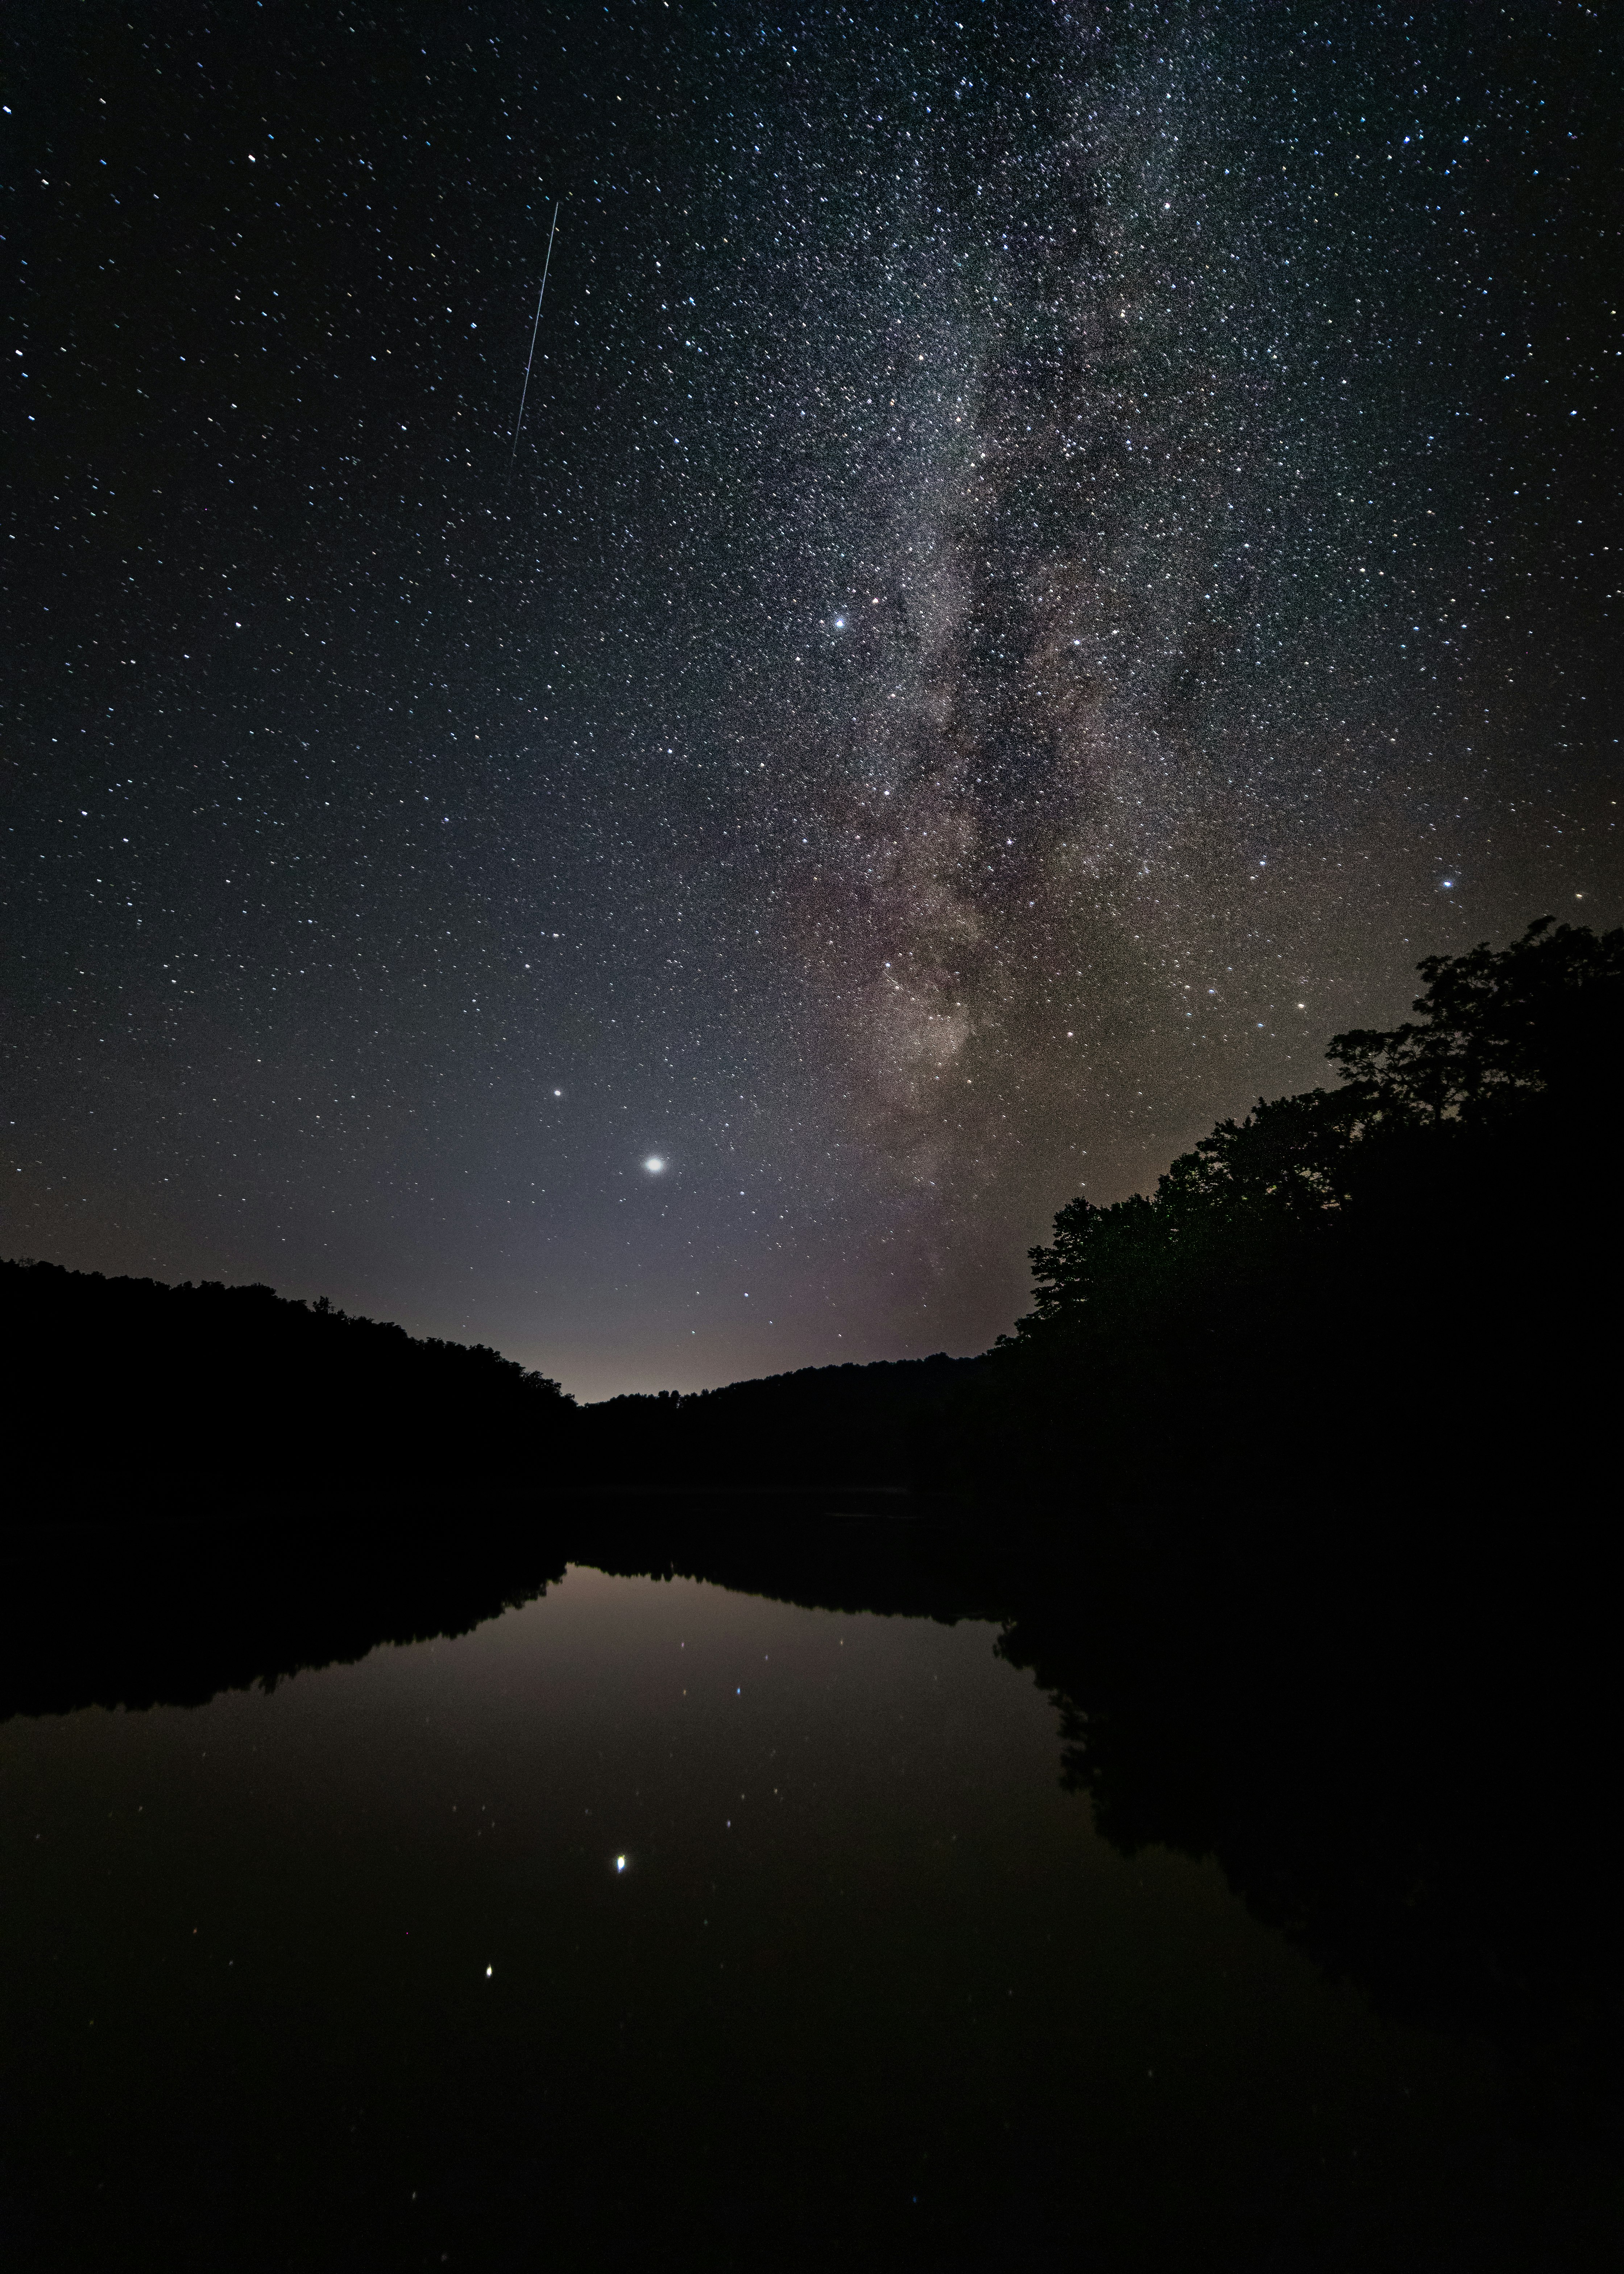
[{"left": 3, "top": 1564, "right": 1618, "bottom": 2269}]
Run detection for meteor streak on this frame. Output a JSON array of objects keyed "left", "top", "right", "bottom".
[{"left": 506, "top": 199, "right": 560, "bottom": 487}]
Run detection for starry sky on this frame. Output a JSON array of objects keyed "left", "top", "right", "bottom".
[{"left": 5, "top": 2, "right": 1619, "bottom": 1398}]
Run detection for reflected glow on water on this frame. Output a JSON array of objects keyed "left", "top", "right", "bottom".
[{"left": 2, "top": 1566, "right": 1617, "bottom": 2269}]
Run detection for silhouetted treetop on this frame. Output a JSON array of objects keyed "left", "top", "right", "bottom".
[
  {"left": 1012, "top": 918, "right": 1624, "bottom": 1344},
  {"left": 1327, "top": 916, "right": 1624, "bottom": 1125}
]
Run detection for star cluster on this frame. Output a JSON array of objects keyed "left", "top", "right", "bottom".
[{"left": 4, "top": 3, "right": 1617, "bottom": 1394}]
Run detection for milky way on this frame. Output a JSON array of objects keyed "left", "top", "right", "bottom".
[{"left": 5, "top": 4, "right": 1617, "bottom": 1394}]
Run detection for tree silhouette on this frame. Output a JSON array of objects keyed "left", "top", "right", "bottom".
[
  {"left": 1009, "top": 919, "right": 1622, "bottom": 1344},
  {"left": 1328, "top": 915, "right": 1624, "bottom": 1125},
  {"left": 942, "top": 919, "right": 1624, "bottom": 1506}
]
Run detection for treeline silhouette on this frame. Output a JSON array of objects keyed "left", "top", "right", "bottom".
[
  {"left": 1, "top": 1262, "right": 977, "bottom": 1502},
  {"left": 929, "top": 915, "right": 1624, "bottom": 1505},
  {"left": 964, "top": 915, "right": 1624, "bottom": 2128},
  {"left": 5, "top": 917, "right": 1618, "bottom": 1506},
  {"left": 1, "top": 1264, "right": 575, "bottom": 1499},
  {"left": 574, "top": 1353, "right": 981, "bottom": 1489},
  {"left": 562, "top": 913, "right": 1622, "bottom": 1503}
]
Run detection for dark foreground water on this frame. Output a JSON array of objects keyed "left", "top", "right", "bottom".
[{"left": 3, "top": 1532, "right": 1622, "bottom": 2271}]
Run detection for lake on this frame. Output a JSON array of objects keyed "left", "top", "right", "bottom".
[{"left": 3, "top": 1532, "right": 1621, "bottom": 2270}]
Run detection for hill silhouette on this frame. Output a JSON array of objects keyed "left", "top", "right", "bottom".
[
  {"left": 575, "top": 1353, "right": 982, "bottom": 1491},
  {"left": 0, "top": 1266, "right": 982, "bottom": 1506},
  {"left": 1, "top": 1262, "right": 575, "bottom": 1502}
]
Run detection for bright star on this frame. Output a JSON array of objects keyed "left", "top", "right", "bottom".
[
  {"left": 644, "top": 1155, "right": 665, "bottom": 1174},
  {"left": 616, "top": 1854, "right": 627, "bottom": 1872}
]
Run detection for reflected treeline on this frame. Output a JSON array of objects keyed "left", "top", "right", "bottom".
[
  {"left": 568, "top": 1493, "right": 1006, "bottom": 1623},
  {"left": 997, "top": 1507, "right": 1624, "bottom": 2141},
  {"left": 0, "top": 1500, "right": 999, "bottom": 1724},
  {"left": 0, "top": 1525, "right": 569, "bottom": 1718},
  {"left": 5, "top": 1500, "right": 1621, "bottom": 2136}
]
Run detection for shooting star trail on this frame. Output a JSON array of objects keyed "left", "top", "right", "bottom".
[{"left": 505, "top": 199, "right": 560, "bottom": 487}]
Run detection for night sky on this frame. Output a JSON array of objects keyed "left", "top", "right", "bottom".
[{"left": 5, "top": 3, "right": 1618, "bottom": 1398}]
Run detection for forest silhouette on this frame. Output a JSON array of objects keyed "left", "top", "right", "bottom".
[
  {"left": 916, "top": 914, "right": 1623, "bottom": 1508},
  {"left": 5, "top": 918, "right": 1621, "bottom": 2128},
  {"left": 2, "top": 1258, "right": 576, "bottom": 1499},
  {"left": 9, "top": 916, "right": 1616, "bottom": 1506}
]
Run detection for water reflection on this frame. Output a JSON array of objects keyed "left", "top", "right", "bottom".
[
  {"left": 2, "top": 1506, "right": 1621, "bottom": 2268},
  {"left": 996, "top": 1521, "right": 1624, "bottom": 2150}
]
